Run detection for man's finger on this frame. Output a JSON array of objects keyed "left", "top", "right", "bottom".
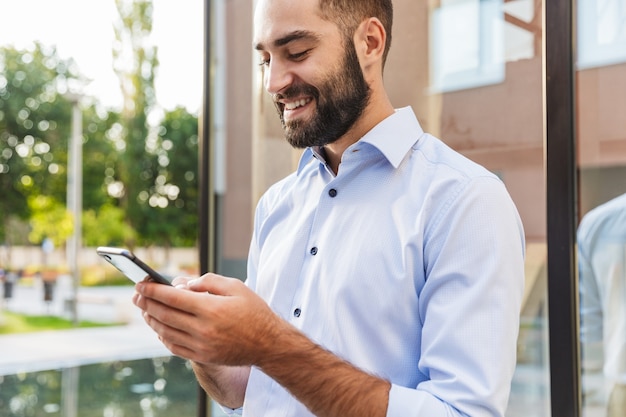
[{"left": 187, "top": 273, "right": 241, "bottom": 296}]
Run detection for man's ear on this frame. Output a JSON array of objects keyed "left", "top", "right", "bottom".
[{"left": 355, "top": 17, "right": 387, "bottom": 69}]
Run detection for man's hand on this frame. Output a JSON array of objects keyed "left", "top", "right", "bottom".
[
  {"left": 133, "top": 273, "right": 390, "bottom": 417},
  {"left": 133, "top": 273, "right": 283, "bottom": 367}
]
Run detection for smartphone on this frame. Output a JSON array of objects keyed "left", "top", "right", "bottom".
[{"left": 96, "top": 246, "right": 173, "bottom": 286}]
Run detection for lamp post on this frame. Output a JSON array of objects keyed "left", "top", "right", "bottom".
[{"left": 65, "top": 93, "right": 83, "bottom": 326}]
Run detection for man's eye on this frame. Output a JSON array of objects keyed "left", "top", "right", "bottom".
[{"left": 289, "top": 50, "right": 310, "bottom": 61}]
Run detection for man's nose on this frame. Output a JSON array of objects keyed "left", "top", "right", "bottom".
[{"left": 264, "top": 60, "right": 293, "bottom": 95}]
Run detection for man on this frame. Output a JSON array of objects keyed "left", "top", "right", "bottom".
[
  {"left": 578, "top": 193, "right": 626, "bottom": 417},
  {"left": 133, "top": 0, "right": 525, "bottom": 416}
]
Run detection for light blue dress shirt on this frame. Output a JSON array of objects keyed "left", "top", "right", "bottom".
[
  {"left": 238, "top": 107, "right": 525, "bottom": 417},
  {"left": 578, "top": 193, "right": 626, "bottom": 384}
]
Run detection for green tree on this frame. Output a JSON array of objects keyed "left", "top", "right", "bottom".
[
  {"left": 0, "top": 43, "right": 78, "bottom": 246},
  {"left": 28, "top": 195, "right": 73, "bottom": 247},
  {"left": 83, "top": 204, "right": 137, "bottom": 247},
  {"left": 0, "top": 43, "right": 132, "bottom": 257},
  {"left": 144, "top": 107, "right": 199, "bottom": 247},
  {"left": 112, "top": 0, "right": 159, "bottom": 247},
  {"left": 82, "top": 105, "right": 122, "bottom": 212}
]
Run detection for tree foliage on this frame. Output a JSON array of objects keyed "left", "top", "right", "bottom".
[
  {"left": 28, "top": 195, "right": 73, "bottom": 247},
  {"left": 0, "top": 2, "right": 200, "bottom": 259},
  {"left": 82, "top": 106, "right": 122, "bottom": 213},
  {"left": 144, "top": 107, "right": 199, "bottom": 246},
  {"left": 0, "top": 43, "right": 77, "bottom": 242},
  {"left": 112, "top": 0, "right": 160, "bottom": 247},
  {"left": 83, "top": 204, "right": 137, "bottom": 247}
]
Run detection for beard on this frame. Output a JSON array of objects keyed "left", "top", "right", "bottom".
[{"left": 273, "top": 40, "right": 371, "bottom": 149}]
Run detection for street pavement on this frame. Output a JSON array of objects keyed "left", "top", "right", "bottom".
[
  {"left": 0, "top": 276, "right": 170, "bottom": 376},
  {"left": 0, "top": 277, "right": 608, "bottom": 417}
]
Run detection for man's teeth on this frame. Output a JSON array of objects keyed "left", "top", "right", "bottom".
[{"left": 285, "top": 98, "right": 311, "bottom": 111}]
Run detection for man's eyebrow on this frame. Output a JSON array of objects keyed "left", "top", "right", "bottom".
[{"left": 254, "top": 30, "right": 320, "bottom": 51}]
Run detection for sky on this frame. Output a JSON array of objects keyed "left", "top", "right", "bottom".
[{"left": 0, "top": 0, "right": 204, "bottom": 113}]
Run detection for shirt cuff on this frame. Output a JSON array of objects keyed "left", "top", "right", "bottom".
[{"left": 387, "top": 384, "right": 450, "bottom": 417}]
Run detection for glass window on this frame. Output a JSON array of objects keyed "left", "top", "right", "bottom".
[
  {"left": 578, "top": 0, "right": 626, "bottom": 69},
  {"left": 0, "top": 0, "right": 203, "bottom": 414},
  {"left": 228, "top": 1, "right": 550, "bottom": 416},
  {"left": 0, "top": 357, "right": 197, "bottom": 416},
  {"left": 577, "top": 1, "right": 626, "bottom": 414},
  {"left": 430, "top": 0, "right": 505, "bottom": 92},
  {"left": 431, "top": 0, "right": 549, "bottom": 415}
]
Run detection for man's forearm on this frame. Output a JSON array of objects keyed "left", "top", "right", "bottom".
[
  {"left": 257, "top": 324, "right": 391, "bottom": 417},
  {"left": 192, "top": 363, "right": 251, "bottom": 409}
]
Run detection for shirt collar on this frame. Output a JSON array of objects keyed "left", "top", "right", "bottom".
[
  {"left": 297, "top": 106, "right": 424, "bottom": 174},
  {"left": 359, "top": 106, "right": 424, "bottom": 168}
]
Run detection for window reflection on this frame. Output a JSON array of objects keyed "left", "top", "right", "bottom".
[
  {"left": 426, "top": 1, "right": 548, "bottom": 415},
  {"left": 578, "top": 0, "right": 626, "bottom": 68},
  {"left": 577, "top": 0, "right": 626, "bottom": 415},
  {"left": 429, "top": 0, "right": 542, "bottom": 93},
  {"left": 430, "top": 0, "right": 505, "bottom": 92},
  {"left": 578, "top": 192, "right": 626, "bottom": 417},
  {"left": 0, "top": 357, "right": 197, "bottom": 416},
  {"left": 0, "top": 0, "right": 203, "bottom": 415},
  {"left": 503, "top": 0, "right": 541, "bottom": 61}
]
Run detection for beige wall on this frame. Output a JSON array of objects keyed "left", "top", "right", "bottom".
[
  {"left": 577, "top": 63, "right": 626, "bottom": 168},
  {"left": 221, "top": 0, "right": 255, "bottom": 260},
  {"left": 437, "top": 57, "right": 545, "bottom": 240},
  {"left": 219, "top": 0, "right": 626, "bottom": 260}
]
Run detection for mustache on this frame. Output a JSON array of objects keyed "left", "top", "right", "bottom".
[{"left": 273, "top": 83, "right": 319, "bottom": 103}]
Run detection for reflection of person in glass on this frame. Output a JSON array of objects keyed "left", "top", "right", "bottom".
[
  {"left": 133, "top": 0, "right": 526, "bottom": 416},
  {"left": 578, "top": 192, "right": 626, "bottom": 417}
]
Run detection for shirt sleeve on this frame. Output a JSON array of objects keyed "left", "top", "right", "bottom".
[
  {"left": 577, "top": 219, "right": 603, "bottom": 344},
  {"left": 387, "top": 176, "right": 525, "bottom": 417}
]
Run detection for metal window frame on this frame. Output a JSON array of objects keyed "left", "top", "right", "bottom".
[
  {"left": 545, "top": 0, "right": 581, "bottom": 416},
  {"left": 198, "top": 1, "right": 213, "bottom": 416}
]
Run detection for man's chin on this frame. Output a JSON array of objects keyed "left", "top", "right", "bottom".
[
  {"left": 284, "top": 126, "right": 314, "bottom": 149},
  {"left": 285, "top": 132, "right": 310, "bottom": 149}
]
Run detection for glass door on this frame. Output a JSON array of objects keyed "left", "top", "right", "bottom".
[
  {"left": 422, "top": 1, "right": 548, "bottom": 414},
  {"left": 577, "top": 1, "right": 626, "bottom": 416}
]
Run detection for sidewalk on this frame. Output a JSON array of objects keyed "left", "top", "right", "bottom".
[
  {"left": 0, "top": 278, "right": 608, "bottom": 417},
  {"left": 0, "top": 277, "right": 170, "bottom": 376}
]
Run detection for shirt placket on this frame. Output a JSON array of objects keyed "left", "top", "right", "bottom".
[{"left": 288, "top": 173, "right": 344, "bottom": 328}]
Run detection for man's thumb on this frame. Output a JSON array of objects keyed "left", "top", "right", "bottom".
[{"left": 187, "top": 273, "right": 234, "bottom": 295}]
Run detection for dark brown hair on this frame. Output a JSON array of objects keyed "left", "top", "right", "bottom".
[{"left": 317, "top": 0, "right": 393, "bottom": 66}]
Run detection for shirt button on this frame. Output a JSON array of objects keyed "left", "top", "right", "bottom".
[
  {"left": 310, "top": 247, "right": 318, "bottom": 255},
  {"left": 328, "top": 188, "right": 337, "bottom": 198},
  {"left": 293, "top": 308, "right": 302, "bottom": 318}
]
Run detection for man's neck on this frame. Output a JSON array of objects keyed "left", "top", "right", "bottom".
[{"left": 323, "top": 96, "right": 394, "bottom": 175}]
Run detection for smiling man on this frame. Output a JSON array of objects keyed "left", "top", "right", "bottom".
[
  {"left": 133, "top": 0, "right": 526, "bottom": 416},
  {"left": 253, "top": 0, "right": 395, "bottom": 174}
]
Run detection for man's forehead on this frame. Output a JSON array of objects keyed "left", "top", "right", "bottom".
[
  {"left": 253, "top": 0, "right": 325, "bottom": 46},
  {"left": 254, "top": 0, "right": 320, "bottom": 16}
]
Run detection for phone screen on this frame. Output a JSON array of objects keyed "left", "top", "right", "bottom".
[{"left": 97, "top": 247, "right": 173, "bottom": 286}]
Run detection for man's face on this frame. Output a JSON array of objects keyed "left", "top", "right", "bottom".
[
  {"left": 275, "top": 39, "right": 371, "bottom": 148},
  {"left": 254, "top": 0, "right": 371, "bottom": 148}
]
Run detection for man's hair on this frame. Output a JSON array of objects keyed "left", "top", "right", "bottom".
[{"left": 317, "top": 0, "right": 393, "bottom": 66}]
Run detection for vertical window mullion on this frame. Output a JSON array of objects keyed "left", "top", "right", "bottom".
[{"left": 545, "top": 0, "right": 581, "bottom": 416}]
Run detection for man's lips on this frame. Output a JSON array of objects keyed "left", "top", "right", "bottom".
[
  {"left": 283, "top": 97, "right": 313, "bottom": 111},
  {"left": 279, "top": 97, "right": 314, "bottom": 124}
]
